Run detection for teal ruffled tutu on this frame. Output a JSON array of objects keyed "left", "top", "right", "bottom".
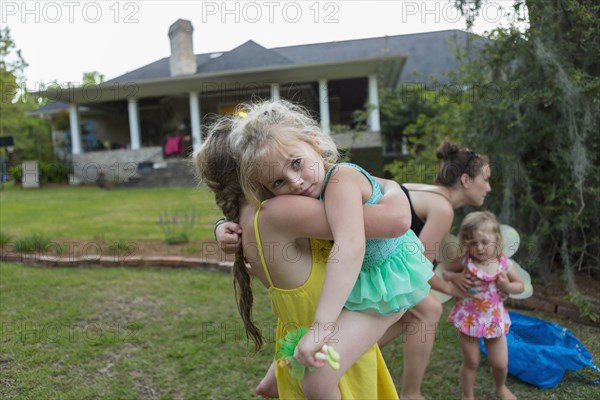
[{"left": 345, "top": 228, "right": 434, "bottom": 315}]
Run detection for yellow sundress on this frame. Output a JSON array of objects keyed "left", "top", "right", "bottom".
[{"left": 254, "top": 206, "right": 399, "bottom": 399}]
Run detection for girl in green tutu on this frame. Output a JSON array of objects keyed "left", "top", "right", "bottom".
[{"left": 229, "top": 100, "right": 434, "bottom": 377}]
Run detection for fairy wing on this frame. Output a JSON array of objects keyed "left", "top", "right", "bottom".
[
  {"left": 501, "top": 224, "right": 520, "bottom": 258},
  {"left": 509, "top": 259, "right": 534, "bottom": 299}
]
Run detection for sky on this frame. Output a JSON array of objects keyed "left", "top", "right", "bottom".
[{"left": 4, "top": 1, "right": 526, "bottom": 90}]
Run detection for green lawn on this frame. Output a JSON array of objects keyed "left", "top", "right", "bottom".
[
  {"left": 1, "top": 185, "right": 599, "bottom": 398},
  {"left": 0, "top": 185, "right": 222, "bottom": 241},
  {"left": 1, "top": 262, "right": 599, "bottom": 399}
]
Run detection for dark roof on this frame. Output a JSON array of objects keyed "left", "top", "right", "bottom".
[
  {"left": 106, "top": 29, "right": 482, "bottom": 85},
  {"left": 272, "top": 30, "right": 480, "bottom": 83},
  {"left": 105, "top": 53, "right": 212, "bottom": 83},
  {"left": 26, "top": 101, "right": 69, "bottom": 116},
  {"left": 198, "top": 40, "right": 293, "bottom": 73}
]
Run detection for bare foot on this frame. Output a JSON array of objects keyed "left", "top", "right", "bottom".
[
  {"left": 255, "top": 361, "right": 278, "bottom": 398},
  {"left": 497, "top": 385, "right": 516, "bottom": 400}
]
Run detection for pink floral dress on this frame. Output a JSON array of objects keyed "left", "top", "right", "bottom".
[{"left": 447, "top": 255, "right": 511, "bottom": 338}]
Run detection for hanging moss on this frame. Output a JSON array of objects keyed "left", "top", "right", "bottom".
[{"left": 451, "top": 0, "right": 600, "bottom": 284}]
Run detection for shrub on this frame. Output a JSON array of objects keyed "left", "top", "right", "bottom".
[
  {"left": 8, "top": 162, "right": 70, "bottom": 184},
  {"left": 8, "top": 165, "right": 22, "bottom": 184},
  {"left": 39, "top": 161, "right": 70, "bottom": 183}
]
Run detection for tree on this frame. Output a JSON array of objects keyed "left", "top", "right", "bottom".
[
  {"left": 450, "top": 0, "right": 600, "bottom": 293},
  {"left": 383, "top": 0, "right": 599, "bottom": 301},
  {"left": 0, "top": 26, "right": 52, "bottom": 163},
  {"left": 82, "top": 71, "right": 105, "bottom": 85},
  {"left": 383, "top": 85, "right": 468, "bottom": 184}
]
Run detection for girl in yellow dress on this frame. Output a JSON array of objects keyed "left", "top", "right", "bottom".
[{"left": 196, "top": 117, "right": 402, "bottom": 399}]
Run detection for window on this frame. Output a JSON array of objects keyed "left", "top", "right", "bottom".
[{"left": 383, "top": 135, "right": 409, "bottom": 156}]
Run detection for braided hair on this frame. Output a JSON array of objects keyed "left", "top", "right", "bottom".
[{"left": 194, "top": 117, "right": 263, "bottom": 352}]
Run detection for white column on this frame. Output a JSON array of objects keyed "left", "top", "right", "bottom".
[
  {"left": 270, "top": 83, "right": 280, "bottom": 101},
  {"left": 68, "top": 104, "right": 82, "bottom": 155},
  {"left": 128, "top": 99, "right": 141, "bottom": 150},
  {"left": 367, "top": 74, "right": 381, "bottom": 132},
  {"left": 318, "top": 79, "right": 330, "bottom": 135},
  {"left": 189, "top": 91, "right": 202, "bottom": 152}
]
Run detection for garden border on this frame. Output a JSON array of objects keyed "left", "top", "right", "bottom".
[{"left": 1, "top": 251, "right": 593, "bottom": 326}]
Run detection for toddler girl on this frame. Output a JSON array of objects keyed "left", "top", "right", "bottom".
[{"left": 447, "top": 211, "right": 524, "bottom": 400}]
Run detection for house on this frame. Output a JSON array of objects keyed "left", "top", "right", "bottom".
[{"left": 29, "top": 19, "right": 479, "bottom": 185}]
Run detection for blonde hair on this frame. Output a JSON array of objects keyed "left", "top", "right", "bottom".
[
  {"left": 228, "top": 100, "right": 339, "bottom": 206},
  {"left": 458, "top": 211, "right": 504, "bottom": 258}
]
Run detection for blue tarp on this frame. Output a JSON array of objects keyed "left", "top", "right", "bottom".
[{"left": 480, "top": 311, "right": 600, "bottom": 389}]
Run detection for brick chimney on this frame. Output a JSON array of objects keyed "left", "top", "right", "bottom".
[{"left": 168, "top": 19, "right": 197, "bottom": 76}]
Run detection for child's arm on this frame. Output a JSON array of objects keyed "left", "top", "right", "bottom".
[
  {"left": 317, "top": 167, "right": 366, "bottom": 323},
  {"left": 295, "top": 167, "right": 368, "bottom": 368},
  {"left": 214, "top": 178, "right": 410, "bottom": 252},
  {"left": 496, "top": 261, "right": 525, "bottom": 294},
  {"left": 435, "top": 272, "right": 470, "bottom": 297}
]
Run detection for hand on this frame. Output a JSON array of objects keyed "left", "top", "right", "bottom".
[
  {"left": 470, "top": 275, "right": 487, "bottom": 293},
  {"left": 447, "top": 281, "right": 470, "bottom": 298},
  {"left": 496, "top": 271, "right": 511, "bottom": 293},
  {"left": 216, "top": 221, "right": 242, "bottom": 254},
  {"left": 293, "top": 324, "right": 331, "bottom": 369},
  {"left": 445, "top": 268, "right": 474, "bottom": 293}
]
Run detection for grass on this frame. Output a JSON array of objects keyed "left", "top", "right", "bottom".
[
  {"left": 12, "top": 233, "right": 52, "bottom": 253},
  {"left": 0, "top": 231, "right": 11, "bottom": 247},
  {"left": 1, "top": 262, "right": 599, "bottom": 399},
  {"left": 0, "top": 263, "right": 275, "bottom": 399},
  {"left": 108, "top": 239, "right": 139, "bottom": 258},
  {"left": 0, "top": 185, "right": 222, "bottom": 242},
  {"left": 1, "top": 185, "right": 599, "bottom": 398}
]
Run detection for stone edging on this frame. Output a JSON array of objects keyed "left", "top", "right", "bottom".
[
  {"left": 506, "top": 296, "right": 582, "bottom": 321},
  {"left": 1, "top": 252, "right": 234, "bottom": 273},
  {"left": 2, "top": 252, "right": 595, "bottom": 326}
]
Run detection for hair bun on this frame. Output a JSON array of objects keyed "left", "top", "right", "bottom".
[{"left": 436, "top": 141, "right": 460, "bottom": 160}]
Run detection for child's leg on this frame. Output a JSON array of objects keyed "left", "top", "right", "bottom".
[
  {"left": 255, "top": 359, "right": 278, "bottom": 398},
  {"left": 378, "top": 293, "right": 443, "bottom": 400},
  {"left": 485, "top": 336, "right": 516, "bottom": 400},
  {"left": 458, "top": 332, "right": 481, "bottom": 400},
  {"left": 301, "top": 309, "right": 402, "bottom": 399}
]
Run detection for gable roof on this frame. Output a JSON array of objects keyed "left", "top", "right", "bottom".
[
  {"left": 106, "top": 29, "right": 481, "bottom": 85},
  {"left": 198, "top": 40, "right": 293, "bottom": 73}
]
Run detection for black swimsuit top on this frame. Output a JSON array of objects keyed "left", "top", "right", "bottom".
[{"left": 401, "top": 185, "right": 426, "bottom": 237}]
